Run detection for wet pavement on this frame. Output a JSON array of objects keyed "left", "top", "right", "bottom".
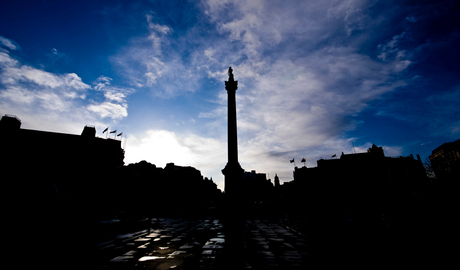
[{"left": 93, "top": 218, "right": 312, "bottom": 269}]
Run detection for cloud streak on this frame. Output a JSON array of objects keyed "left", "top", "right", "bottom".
[
  {"left": 110, "top": 14, "right": 201, "bottom": 98},
  {"left": 0, "top": 36, "right": 19, "bottom": 51}
]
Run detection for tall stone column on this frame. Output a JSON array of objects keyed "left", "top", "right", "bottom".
[
  {"left": 221, "top": 68, "right": 245, "bottom": 268},
  {"left": 222, "top": 67, "right": 244, "bottom": 198}
]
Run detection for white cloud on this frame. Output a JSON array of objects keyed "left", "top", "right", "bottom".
[
  {"left": 109, "top": 14, "right": 201, "bottom": 97},
  {"left": 104, "top": 91, "right": 126, "bottom": 103},
  {"left": 89, "top": 75, "right": 134, "bottom": 119},
  {"left": 394, "top": 60, "right": 412, "bottom": 72},
  {"left": 93, "top": 75, "right": 112, "bottom": 90},
  {"left": 1, "top": 64, "right": 90, "bottom": 90},
  {"left": 111, "top": 36, "right": 200, "bottom": 97},
  {"left": 0, "top": 86, "right": 36, "bottom": 104},
  {"left": 0, "top": 51, "right": 90, "bottom": 116},
  {"left": 0, "top": 52, "right": 19, "bottom": 66},
  {"left": 146, "top": 14, "right": 172, "bottom": 35},
  {"left": 0, "top": 36, "right": 18, "bottom": 50},
  {"left": 87, "top": 102, "right": 128, "bottom": 120},
  {"left": 377, "top": 32, "right": 407, "bottom": 61}
]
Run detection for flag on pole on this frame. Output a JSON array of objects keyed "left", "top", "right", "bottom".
[
  {"left": 290, "top": 158, "right": 295, "bottom": 163},
  {"left": 301, "top": 158, "right": 306, "bottom": 163},
  {"left": 110, "top": 130, "right": 117, "bottom": 134},
  {"left": 102, "top": 127, "right": 109, "bottom": 133},
  {"left": 117, "top": 132, "right": 123, "bottom": 137}
]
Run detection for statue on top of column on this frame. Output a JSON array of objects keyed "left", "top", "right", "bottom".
[{"left": 228, "top": 66, "right": 234, "bottom": 81}]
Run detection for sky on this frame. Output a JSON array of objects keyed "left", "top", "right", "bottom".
[{"left": 1, "top": 0, "right": 459, "bottom": 190}]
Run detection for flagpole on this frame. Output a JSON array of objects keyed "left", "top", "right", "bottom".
[
  {"left": 109, "top": 130, "right": 117, "bottom": 139},
  {"left": 123, "top": 135, "right": 128, "bottom": 150}
]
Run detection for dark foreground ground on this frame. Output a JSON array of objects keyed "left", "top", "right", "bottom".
[
  {"left": 8, "top": 213, "right": 453, "bottom": 270},
  {"left": 91, "top": 218, "right": 313, "bottom": 270}
]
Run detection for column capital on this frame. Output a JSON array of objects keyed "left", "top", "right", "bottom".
[{"left": 225, "top": 80, "right": 238, "bottom": 91}]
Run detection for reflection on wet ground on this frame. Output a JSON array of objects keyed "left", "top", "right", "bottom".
[{"left": 94, "top": 218, "right": 311, "bottom": 269}]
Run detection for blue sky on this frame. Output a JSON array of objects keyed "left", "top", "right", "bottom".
[{"left": 1, "top": 0, "right": 459, "bottom": 190}]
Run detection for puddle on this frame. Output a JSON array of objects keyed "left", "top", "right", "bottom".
[
  {"left": 170, "top": 251, "right": 187, "bottom": 256},
  {"left": 168, "top": 251, "right": 187, "bottom": 258},
  {"left": 209, "top": 238, "right": 225, "bottom": 243},
  {"left": 137, "top": 244, "right": 149, "bottom": 249},
  {"left": 139, "top": 256, "right": 165, "bottom": 261},
  {"left": 135, "top": 238, "right": 150, "bottom": 242},
  {"left": 202, "top": 244, "right": 223, "bottom": 249}
]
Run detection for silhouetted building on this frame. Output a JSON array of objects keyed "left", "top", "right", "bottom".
[
  {"left": 0, "top": 114, "right": 124, "bottom": 203},
  {"left": 242, "top": 170, "right": 268, "bottom": 183},
  {"left": 243, "top": 170, "right": 273, "bottom": 200},
  {"left": 122, "top": 161, "right": 221, "bottom": 217},
  {"left": 429, "top": 139, "right": 460, "bottom": 182},
  {"left": 294, "top": 144, "right": 426, "bottom": 184},
  {"left": 274, "top": 174, "right": 280, "bottom": 187},
  {"left": 0, "top": 114, "right": 124, "bottom": 169},
  {"left": 222, "top": 67, "right": 244, "bottom": 196},
  {"left": 289, "top": 144, "right": 428, "bottom": 222}
]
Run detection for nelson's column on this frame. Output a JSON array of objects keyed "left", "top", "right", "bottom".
[{"left": 222, "top": 67, "right": 244, "bottom": 197}]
